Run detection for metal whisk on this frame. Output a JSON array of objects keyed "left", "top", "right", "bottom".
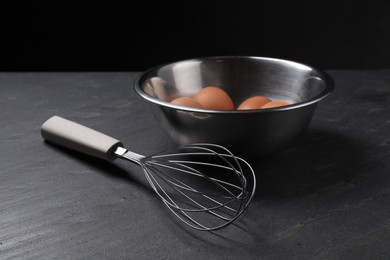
[{"left": 41, "top": 116, "right": 256, "bottom": 231}]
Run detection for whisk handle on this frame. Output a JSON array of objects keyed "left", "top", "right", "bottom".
[{"left": 41, "top": 116, "right": 123, "bottom": 161}]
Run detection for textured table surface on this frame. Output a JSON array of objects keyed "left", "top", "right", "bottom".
[{"left": 1, "top": 71, "right": 389, "bottom": 259}]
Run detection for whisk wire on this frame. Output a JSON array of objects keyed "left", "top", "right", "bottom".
[
  {"left": 147, "top": 162, "right": 240, "bottom": 214},
  {"left": 167, "top": 160, "right": 245, "bottom": 191},
  {"left": 148, "top": 160, "right": 242, "bottom": 200},
  {"left": 142, "top": 165, "right": 224, "bottom": 230},
  {"left": 151, "top": 147, "right": 247, "bottom": 189},
  {"left": 120, "top": 143, "right": 256, "bottom": 231},
  {"left": 129, "top": 144, "right": 255, "bottom": 230}
]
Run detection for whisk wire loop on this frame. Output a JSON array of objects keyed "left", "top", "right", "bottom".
[{"left": 128, "top": 143, "right": 256, "bottom": 231}]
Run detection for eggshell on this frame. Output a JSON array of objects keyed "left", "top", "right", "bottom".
[
  {"left": 261, "top": 100, "right": 290, "bottom": 109},
  {"left": 171, "top": 97, "right": 203, "bottom": 108},
  {"left": 193, "top": 86, "right": 234, "bottom": 110},
  {"left": 237, "top": 96, "right": 271, "bottom": 110}
]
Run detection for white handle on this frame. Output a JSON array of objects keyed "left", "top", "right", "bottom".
[{"left": 41, "top": 116, "right": 123, "bottom": 161}]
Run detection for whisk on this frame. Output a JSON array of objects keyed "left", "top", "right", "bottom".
[{"left": 41, "top": 116, "right": 256, "bottom": 231}]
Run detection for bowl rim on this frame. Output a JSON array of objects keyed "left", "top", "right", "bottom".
[{"left": 133, "top": 56, "right": 334, "bottom": 113}]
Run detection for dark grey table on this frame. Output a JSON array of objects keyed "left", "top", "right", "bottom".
[{"left": 1, "top": 71, "right": 389, "bottom": 259}]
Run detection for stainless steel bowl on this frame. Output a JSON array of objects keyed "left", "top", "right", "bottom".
[{"left": 134, "top": 56, "right": 334, "bottom": 157}]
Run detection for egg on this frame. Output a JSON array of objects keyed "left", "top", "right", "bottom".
[
  {"left": 237, "top": 96, "right": 271, "bottom": 110},
  {"left": 194, "top": 86, "right": 234, "bottom": 110},
  {"left": 171, "top": 97, "right": 203, "bottom": 108},
  {"left": 261, "top": 100, "right": 290, "bottom": 109}
]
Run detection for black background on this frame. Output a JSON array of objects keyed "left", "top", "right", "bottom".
[{"left": 1, "top": 0, "right": 390, "bottom": 71}]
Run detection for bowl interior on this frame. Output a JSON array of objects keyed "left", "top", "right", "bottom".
[{"left": 136, "top": 56, "right": 333, "bottom": 109}]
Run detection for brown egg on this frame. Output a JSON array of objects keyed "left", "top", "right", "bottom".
[
  {"left": 170, "top": 97, "right": 203, "bottom": 108},
  {"left": 237, "top": 96, "right": 271, "bottom": 110},
  {"left": 193, "top": 86, "right": 234, "bottom": 110},
  {"left": 261, "top": 100, "right": 290, "bottom": 109}
]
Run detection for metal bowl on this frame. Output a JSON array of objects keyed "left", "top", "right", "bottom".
[{"left": 134, "top": 56, "right": 334, "bottom": 157}]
